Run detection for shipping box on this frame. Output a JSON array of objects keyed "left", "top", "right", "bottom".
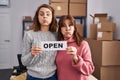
[
  {"left": 70, "top": 3, "right": 86, "bottom": 16},
  {"left": 70, "top": 0, "right": 87, "bottom": 3},
  {"left": 94, "top": 66, "right": 120, "bottom": 80},
  {"left": 49, "top": 0, "right": 87, "bottom": 3},
  {"left": 49, "top": 0, "right": 68, "bottom": 3},
  {"left": 89, "top": 24, "right": 97, "bottom": 39},
  {"left": 86, "top": 40, "right": 120, "bottom": 66},
  {"left": 90, "top": 13, "right": 108, "bottom": 24},
  {"left": 50, "top": 3, "right": 68, "bottom": 16},
  {"left": 97, "top": 31, "right": 113, "bottom": 40},
  {"left": 97, "top": 22, "right": 116, "bottom": 32}
]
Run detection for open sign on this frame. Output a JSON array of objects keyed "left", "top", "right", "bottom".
[{"left": 41, "top": 41, "right": 67, "bottom": 50}]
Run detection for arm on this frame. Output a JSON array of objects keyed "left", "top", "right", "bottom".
[
  {"left": 21, "top": 31, "right": 36, "bottom": 66},
  {"left": 71, "top": 41, "right": 94, "bottom": 75}
]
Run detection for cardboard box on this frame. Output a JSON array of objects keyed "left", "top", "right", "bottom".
[
  {"left": 49, "top": 0, "right": 87, "bottom": 3},
  {"left": 90, "top": 13, "right": 108, "bottom": 24},
  {"left": 70, "top": 3, "right": 86, "bottom": 16},
  {"left": 95, "top": 13, "right": 107, "bottom": 23},
  {"left": 94, "top": 13, "right": 107, "bottom": 17},
  {"left": 50, "top": 3, "right": 68, "bottom": 16},
  {"left": 89, "top": 24, "right": 97, "bottom": 39},
  {"left": 70, "top": 0, "right": 87, "bottom": 3},
  {"left": 97, "top": 17, "right": 107, "bottom": 23},
  {"left": 76, "top": 24, "right": 83, "bottom": 37},
  {"left": 86, "top": 40, "right": 120, "bottom": 66},
  {"left": 93, "top": 66, "right": 120, "bottom": 80},
  {"left": 23, "top": 16, "right": 32, "bottom": 21},
  {"left": 97, "top": 31, "right": 113, "bottom": 40},
  {"left": 97, "top": 22, "right": 116, "bottom": 32},
  {"left": 49, "top": 0, "right": 68, "bottom": 3}
]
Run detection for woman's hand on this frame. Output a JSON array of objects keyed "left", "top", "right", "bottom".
[
  {"left": 66, "top": 46, "right": 77, "bottom": 55},
  {"left": 66, "top": 46, "right": 79, "bottom": 64},
  {"left": 31, "top": 46, "right": 42, "bottom": 57}
]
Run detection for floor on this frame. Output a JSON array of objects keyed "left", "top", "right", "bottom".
[{"left": 0, "top": 69, "right": 13, "bottom": 80}]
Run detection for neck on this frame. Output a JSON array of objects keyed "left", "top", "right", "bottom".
[
  {"left": 64, "top": 36, "right": 73, "bottom": 40},
  {"left": 41, "top": 25, "right": 49, "bottom": 31}
]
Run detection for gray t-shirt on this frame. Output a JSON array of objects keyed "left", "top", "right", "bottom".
[{"left": 21, "top": 30, "right": 57, "bottom": 78}]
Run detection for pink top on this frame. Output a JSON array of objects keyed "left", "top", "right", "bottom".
[{"left": 56, "top": 38, "right": 94, "bottom": 80}]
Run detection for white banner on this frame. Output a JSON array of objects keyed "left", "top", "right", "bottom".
[{"left": 41, "top": 41, "right": 67, "bottom": 50}]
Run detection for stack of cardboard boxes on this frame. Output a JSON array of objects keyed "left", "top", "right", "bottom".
[
  {"left": 49, "top": 0, "right": 87, "bottom": 37},
  {"left": 89, "top": 13, "right": 116, "bottom": 40},
  {"left": 87, "top": 13, "right": 120, "bottom": 80},
  {"left": 86, "top": 39, "right": 120, "bottom": 80}
]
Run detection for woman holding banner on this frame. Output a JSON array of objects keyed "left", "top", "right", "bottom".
[
  {"left": 56, "top": 15, "right": 94, "bottom": 80},
  {"left": 21, "top": 4, "right": 58, "bottom": 80}
]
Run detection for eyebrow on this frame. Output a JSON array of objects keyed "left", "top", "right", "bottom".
[{"left": 39, "top": 11, "right": 51, "bottom": 13}]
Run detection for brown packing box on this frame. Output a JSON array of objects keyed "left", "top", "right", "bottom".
[
  {"left": 94, "top": 13, "right": 108, "bottom": 23},
  {"left": 76, "top": 24, "right": 83, "bottom": 37},
  {"left": 97, "top": 31, "right": 113, "bottom": 40},
  {"left": 70, "top": 0, "right": 87, "bottom": 3},
  {"left": 49, "top": 0, "right": 68, "bottom": 3},
  {"left": 90, "top": 13, "right": 108, "bottom": 24},
  {"left": 97, "top": 22, "right": 116, "bottom": 32},
  {"left": 93, "top": 66, "right": 120, "bottom": 80},
  {"left": 86, "top": 39, "right": 120, "bottom": 66},
  {"left": 50, "top": 3, "right": 68, "bottom": 16},
  {"left": 70, "top": 3, "right": 86, "bottom": 16},
  {"left": 49, "top": 0, "right": 87, "bottom": 3},
  {"left": 94, "top": 13, "right": 107, "bottom": 17},
  {"left": 23, "top": 16, "right": 32, "bottom": 21},
  {"left": 89, "top": 24, "right": 97, "bottom": 39},
  {"left": 97, "top": 17, "right": 107, "bottom": 23}
]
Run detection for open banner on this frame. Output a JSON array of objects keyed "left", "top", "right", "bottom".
[{"left": 41, "top": 41, "right": 67, "bottom": 50}]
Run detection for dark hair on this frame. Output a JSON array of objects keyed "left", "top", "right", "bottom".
[
  {"left": 58, "top": 15, "right": 83, "bottom": 46},
  {"left": 32, "top": 4, "right": 58, "bottom": 32}
]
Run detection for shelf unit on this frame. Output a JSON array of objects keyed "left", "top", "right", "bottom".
[{"left": 22, "top": 20, "right": 32, "bottom": 37}]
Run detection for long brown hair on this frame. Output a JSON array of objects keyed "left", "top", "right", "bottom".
[
  {"left": 32, "top": 4, "right": 58, "bottom": 32},
  {"left": 58, "top": 15, "right": 83, "bottom": 46}
]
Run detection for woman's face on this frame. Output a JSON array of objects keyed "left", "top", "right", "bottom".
[
  {"left": 38, "top": 7, "right": 52, "bottom": 26},
  {"left": 61, "top": 19, "right": 75, "bottom": 40}
]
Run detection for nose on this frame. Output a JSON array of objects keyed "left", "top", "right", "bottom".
[
  {"left": 66, "top": 26, "right": 70, "bottom": 31},
  {"left": 43, "top": 14, "right": 47, "bottom": 18}
]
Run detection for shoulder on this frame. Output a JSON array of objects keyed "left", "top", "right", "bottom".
[
  {"left": 80, "top": 40, "right": 89, "bottom": 46},
  {"left": 24, "top": 30, "right": 40, "bottom": 36},
  {"left": 23, "top": 30, "right": 37, "bottom": 40},
  {"left": 24, "top": 30, "right": 34, "bottom": 35}
]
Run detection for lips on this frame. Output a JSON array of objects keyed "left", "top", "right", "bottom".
[
  {"left": 43, "top": 20, "right": 47, "bottom": 23},
  {"left": 65, "top": 32, "right": 71, "bottom": 35}
]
